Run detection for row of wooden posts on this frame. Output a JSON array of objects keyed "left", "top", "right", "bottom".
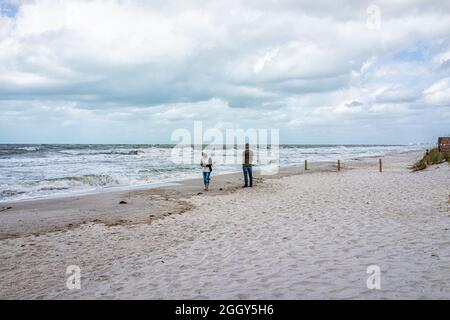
[{"left": 304, "top": 159, "right": 383, "bottom": 172}]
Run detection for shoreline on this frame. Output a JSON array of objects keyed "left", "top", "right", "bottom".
[
  {"left": 0, "top": 151, "right": 425, "bottom": 240},
  {"left": 0, "top": 160, "right": 338, "bottom": 240},
  {"left": 0, "top": 145, "right": 427, "bottom": 205},
  {"left": 0, "top": 147, "right": 425, "bottom": 205}
]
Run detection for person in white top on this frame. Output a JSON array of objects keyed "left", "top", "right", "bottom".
[{"left": 200, "top": 152, "right": 212, "bottom": 191}]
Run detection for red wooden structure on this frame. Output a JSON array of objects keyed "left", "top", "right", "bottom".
[{"left": 438, "top": 137, "right": 450, "bottom": 152}]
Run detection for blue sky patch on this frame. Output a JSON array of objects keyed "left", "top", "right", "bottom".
[
  {"left": 0, "top": 1, "right": 18, "bottom": 18},
  {"left": 392, "top": 43, "right": 428, "bottom": 62}
]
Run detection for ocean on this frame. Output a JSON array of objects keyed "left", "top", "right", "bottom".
[{"left": 0, "top": 144, "right": 425, "bottom": 202}]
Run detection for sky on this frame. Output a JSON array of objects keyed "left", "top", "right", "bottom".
[{"left": 0, "top": 0, "right": 449, "bottom": 144}]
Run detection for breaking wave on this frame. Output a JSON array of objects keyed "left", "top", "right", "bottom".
[{"left": 45, "top": 174, "right": 121, "bottom": 187}]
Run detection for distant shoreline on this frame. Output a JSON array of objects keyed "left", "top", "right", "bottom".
[
  {"left": 0, "top": 143, "right": 427, "bottom": 145},
  {"left": 0, "top": 148, "right": 426, "bottom": 204}
]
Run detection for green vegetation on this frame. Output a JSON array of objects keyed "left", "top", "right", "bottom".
[{"left": 411, "top": 148, "right": 450, "bottom": 171}]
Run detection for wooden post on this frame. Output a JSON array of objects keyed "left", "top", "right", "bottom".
[
  {"left": 337, "top": 160, "right": 341, "bottom": 171},
  {"left": 379, "top": 159, "right": 383, "bottom": 172},
  {"left": 304, "top": 160, "right": 308, "bottom": 171}
]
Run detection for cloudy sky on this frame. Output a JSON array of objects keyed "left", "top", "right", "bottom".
[{"left": 0, "top": 0, "right": 449, "bottom": 144}]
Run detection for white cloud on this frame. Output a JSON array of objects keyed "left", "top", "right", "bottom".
[
  {"left": 253, "top": 47, "right": 279, "bottom": 73},
  {"left": 423, "top": 78, "right": 450, "bottom": 106},
  {"left": 1, "top": 0, "right": 450, "bottom": 143}
]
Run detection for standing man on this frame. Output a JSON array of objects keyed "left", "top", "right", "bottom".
[{"left": 242, "top": 143, "right": 254, "bottom": 188}]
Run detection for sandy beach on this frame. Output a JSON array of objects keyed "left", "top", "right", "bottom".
[{"left": 1, "top": 150, "right": 449, "bottom": 299}]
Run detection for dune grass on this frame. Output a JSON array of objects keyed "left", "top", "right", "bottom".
[{"left": 411, "top": 148, "right": 450, "bottom": 171}]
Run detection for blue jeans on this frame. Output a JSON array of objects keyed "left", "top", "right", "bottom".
[
  {"left": 202, "top": 171, "right": 211, "bottom": 185},
  {"left": 243, "top": 166, "right": 253, "bottom": 187}
]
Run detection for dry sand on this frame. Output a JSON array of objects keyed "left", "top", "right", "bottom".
[{"left": 0, "top": 151, "right": 449, "bottom": 299}]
